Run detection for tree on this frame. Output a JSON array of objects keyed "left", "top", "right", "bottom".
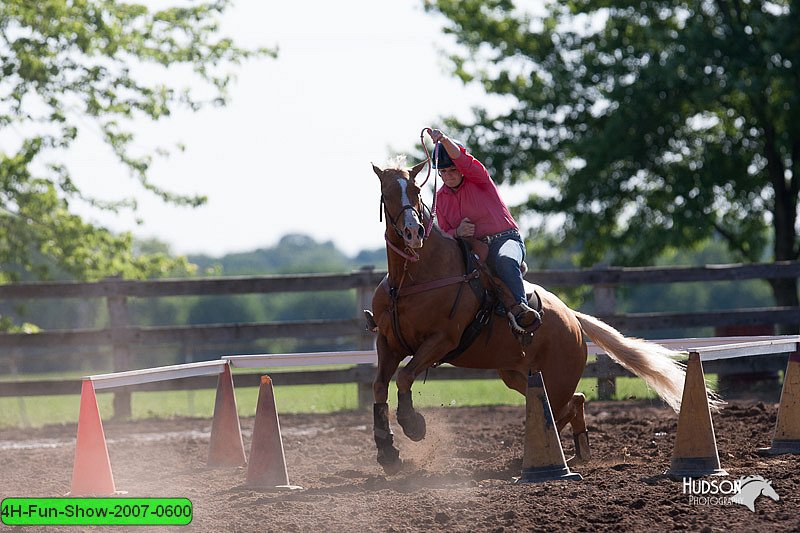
[
  {"left": 424, "top": 0, "right": 800, "bottom": 309},
  {"left": 190, "top": 234, "right": 355, "bottom": 275},
  {"left": 0, "top": 0, "right": 274, "bottom": 282}
]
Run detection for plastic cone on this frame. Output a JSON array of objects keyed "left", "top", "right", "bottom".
[
  {"left": 666, "top": 353, "right": 727, "bottom": 479},
  {"left": 245, "top": 376, "right": 302, "bottom": 490},
  {"left": 758, "top": 351, "right": 800, "bottom": 455},
  {"left": 70, "top": 380, "right": 119, "bottom": 496},
  {"left": 207, "top": 363, "right": 247, "bottom": 467},
  {"left": 516, "top": 371, "right": 582, "bottom": 483}
]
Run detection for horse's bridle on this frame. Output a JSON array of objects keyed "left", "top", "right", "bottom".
[
  {"left": 380, "top": 195, "right": 429, "bottom": 263},
  {"left": 380, "top": 196, "right": 425, "bottom": 239}
]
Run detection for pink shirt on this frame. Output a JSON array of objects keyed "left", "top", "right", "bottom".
[{"left": 435, "top": 146, "right": 518, "bottom": 239}]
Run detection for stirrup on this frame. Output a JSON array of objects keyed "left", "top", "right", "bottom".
[
  {"left": 507, "top": 306, "right": 542, "bottom": 346},
  {"left": 507, "top": 317, "right": 536, "bottom": 346},
  {"left": 509, "top": 303, "right": 541, "bottom": 328},
  {"left": 507, "top": 309, "right": 542, "bottom": 333}
]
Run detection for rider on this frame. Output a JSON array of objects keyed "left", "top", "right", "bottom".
[{"left": 429, "top": 128, "right": 540, "bottom": 330}]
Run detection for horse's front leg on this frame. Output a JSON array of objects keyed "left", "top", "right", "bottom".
[
  {"left": 395, "top": 333, "right": 453, "bottom": 442},
  {"left": 373, "top": 334, "right": 403, "bottom": 474}
]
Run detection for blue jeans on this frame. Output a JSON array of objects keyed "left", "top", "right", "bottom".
[{"left": 486, "top": 232, "right": 527, "bottom": 305}]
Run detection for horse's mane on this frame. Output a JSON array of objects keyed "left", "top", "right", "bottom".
[
  {"left": 430, "top": 221, "right": 455, "bottom": 241},
  {"left": 385, "top": 154, "right": 408, "bottom": 170}
]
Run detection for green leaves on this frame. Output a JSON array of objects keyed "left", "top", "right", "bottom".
[
  {"left": 0, "top": 0, "right": 275, "bottom": 282},
  {"left": 427, "top": 0, "right": 798, "bottom": 271},
  {"left": 0, "top": 138, "right": 192, "bottom": 284}
]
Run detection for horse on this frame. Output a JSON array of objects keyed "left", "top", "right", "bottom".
[
  {"left": 730, "top": 476, "right": 780, "bottom": 512},
  {"left": 369, "top": 160, "right": 689, "bottom": 475}
]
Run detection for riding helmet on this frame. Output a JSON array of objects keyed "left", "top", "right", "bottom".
[{"left": 431, "top": 141, "right": 464, "bottom": 169}]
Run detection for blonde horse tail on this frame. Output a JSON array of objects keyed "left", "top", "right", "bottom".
[{"left": 574, "top": 311, "right": 687, "bottom": 412}]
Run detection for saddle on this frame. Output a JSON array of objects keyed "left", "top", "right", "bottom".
[
  {"left": 437, "top": 238, "right": 543, "bottom": 364},
  {"left": 460, "top": 237, "right": 542, "bottom": 342}
]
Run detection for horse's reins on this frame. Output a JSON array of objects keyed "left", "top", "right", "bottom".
[
  {"left": 419, "top": 127, "right": 439, "bottom": 237},
  {"left": 385, "top": 237, "right": 420, "bottom": 263}
]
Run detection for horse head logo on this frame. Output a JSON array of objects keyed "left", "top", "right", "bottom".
[{"left": 730, "top": 476, "right": 780, "bottom": 512}]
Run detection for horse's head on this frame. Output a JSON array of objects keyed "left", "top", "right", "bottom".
[{"left": 372, "top": 160, "right": 428, "bottom": 249}]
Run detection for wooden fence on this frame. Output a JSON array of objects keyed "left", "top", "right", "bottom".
[{"left": 1, "top": 262, "right": 799, "bottom": 415}]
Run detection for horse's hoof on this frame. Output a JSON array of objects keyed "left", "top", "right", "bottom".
[
  {"left": 398, "top": 412, "right": 426, "bottom": 442},
  {"left": 573, "top": 431, "right": 591, "bottom": 462},
  {"left": 377, "top": 447, "right": 402, "bottom": 475},
  {"left": 566, "top": 454, "right": 587, "bottom": 467},
  {"left": 380, "top": 457, "right": 403, "bottom": 475}
]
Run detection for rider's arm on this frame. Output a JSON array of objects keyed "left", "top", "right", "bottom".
[
  {"left": 439, "top": 135, "right": 462, "bottom": 162},
  {"left": 431, "top": 130, "right": 492, "bottom": 186},
  {"left": 453, "top": 148, "right": 492, "bottom": 186}
]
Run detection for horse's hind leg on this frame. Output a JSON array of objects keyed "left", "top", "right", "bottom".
[
  {"left": 501, "top": 370, "right": 591, "bottom": 463},
  {"left": 556, "top": 393, "right": 591, "bottom": 463},
  {"left": 373, "top": 335, "right": 403, "bottom": 474}
]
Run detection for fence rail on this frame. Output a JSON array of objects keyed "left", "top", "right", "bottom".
[
  {"left": 1, "top": 261, "right": 799, "bottom": 414},
  {"left": 4, "top": 308, "right": 800, "bottom": 351},
  {"left": 2, "top": 261, "right": 798, "bottom": 299}
]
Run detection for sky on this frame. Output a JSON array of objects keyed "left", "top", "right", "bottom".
[{"left": 62, "top": 0, "right": 523, "bottom": 258}]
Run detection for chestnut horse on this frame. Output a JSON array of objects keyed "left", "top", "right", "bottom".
[{"left": 370, "top": 161, "right": 688, "bottom": 475}]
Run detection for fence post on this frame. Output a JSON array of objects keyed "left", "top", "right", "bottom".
[
  {"left": 107, "top": 283, "right": 132, "bottom": 419},
  {"left": 353, "top": 366, "right": 374, "bottom": 411},
  {"left": 593, "top": 264, "right": 617, "bottom": 400},
  {"left": 595, "top": 353, "right": 617, "bottom": 401},
  {"left": 10, "top": 348, "right": 29, "bottom": 427},
  {"left": 355, "top": 266, "right": 376, "bottom": 409},
  {"left": 183, "top": 342, "right": 196, "bottom": 416}
]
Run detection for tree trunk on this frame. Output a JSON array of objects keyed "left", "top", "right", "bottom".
[
  {"left": 718, "top": 121, "right": 796, "bottom": 397},
  {"left": 768, "top": 278, "right": 799, "bottom": 335},
  {"left": 765, "top": 121, "right": 799, "bottom": 332}
]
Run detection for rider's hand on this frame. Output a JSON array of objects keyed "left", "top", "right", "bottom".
[
  {"left": 429, "top": 129, "right": 446, "bottom": 144},
  {"left": 456, "top": 218, "right": 475, "bottom": 238}
]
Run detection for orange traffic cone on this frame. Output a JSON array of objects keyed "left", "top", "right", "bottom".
[
  {"left": 70, "top": 380, "right": 120, "bottom": 496},
  {"left": 758, "top": 351, "right": 800, "bottom": 455},
  {"left": 666, "top": 352, "right": 727, "bottom": 479},
  {"left": 245, "top": 376, "right": 302, "bottom": 490},
  {"left": 516, "top": 371, "right": 582, "bottom": 483},
  {"left": 207, "top": 363, "right": 247, "bottom": 467}
]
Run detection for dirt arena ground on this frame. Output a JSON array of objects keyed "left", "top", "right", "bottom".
[{"left": 1, "top": 399, "right": 798, "bottom": 532}]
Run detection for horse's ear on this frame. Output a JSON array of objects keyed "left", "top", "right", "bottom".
[
  {"left": 408, "top": 160, "right": 427, "bottom": 180},
  {"left": 372, "top": 164, "right": 383, "bottom": 179}
]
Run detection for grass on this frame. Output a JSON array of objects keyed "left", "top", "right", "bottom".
[{"left": 0, "top": 374, "right": 683, "bottom": 429}]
